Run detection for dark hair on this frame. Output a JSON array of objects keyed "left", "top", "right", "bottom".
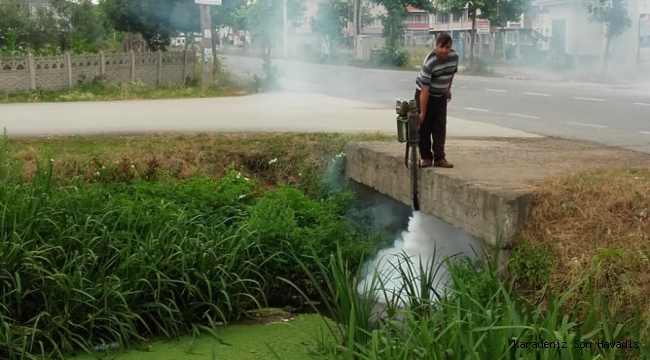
[{"left": 436, "top": 33, "right": 452, "bottom": 46}]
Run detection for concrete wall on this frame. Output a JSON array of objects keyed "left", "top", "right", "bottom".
[
  {"left": 534, "top": 1, "right": 604, "bottom": 57},
  {"left": 344, "top": 142, "right": 534, "bottom": 275},
  {"left": 0, "top": 51, "right": 195, "bottom": 93},
  {"left": 533, "top": 0, "right": 650, "bottom": 66}
]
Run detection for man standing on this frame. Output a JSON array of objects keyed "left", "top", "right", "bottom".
[
  {"left": 321, "top": 37, "right": 331, "bottom": 63},
  {"left": 414, "top": 33, "right": 458, "bottom": 168}
]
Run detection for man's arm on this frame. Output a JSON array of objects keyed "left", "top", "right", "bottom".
[
  {"left": 446, "top": 73, "right": 455, "bottom": 93},
  {"left": 445, "top": 58, "right": 458, "bottom": 101},
  {"left": 420, "top": 85, "right": 429, "bottom": 117},
  {"left": 418, "top": 57, "right": 434, "bottom": 118}
]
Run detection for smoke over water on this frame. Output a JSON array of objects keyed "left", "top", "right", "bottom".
[{"left": 357, "top": 210, "right": 484, "bottom": 307}]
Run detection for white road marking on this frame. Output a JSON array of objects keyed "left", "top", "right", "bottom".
[
  {"left": 374, "top": 76, "right": 389, "bottom": 80},
  {"left": 573, "top": 97, "right": 605, "bottom": 102},
  {"left": 566, "top": 121, "right": 608, "bottom": 128},
  {"left": 399, "top": 79, "right": 408, "bottom": 82},
  {"left": 464, "top": 107, "right": 489, "bottom": 112},
  {"left": 634, "top": 102, "right": 650, "bottom": 106},
  {"left": 525, "top": 92, "right": 551, "bottom": 97},
  {"left": 485, "top": 88, "right": 506, "bottom": 93},
  {"left": 508, "top": 113, "right": 540, "bottom": 119},
  {"left": 640, "top": 131, "right": 650, "bottom": 135}
]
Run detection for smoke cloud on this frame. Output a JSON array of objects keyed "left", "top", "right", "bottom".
[{"left": 357, "top": 210, "right": 484, "bottom": 307}]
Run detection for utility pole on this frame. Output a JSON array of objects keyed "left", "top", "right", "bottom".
[
  {"left": 196, "top": 0, "right": 222, "bottom": 87},
  {"left": 353, "top": 0, "right": 358, "bottom": 58},
  {"left": 352, "top": 0, "right": 359, "bottom": 39},
  {"left": 283, "top": 0, "right": 288, "bottom": 58}
]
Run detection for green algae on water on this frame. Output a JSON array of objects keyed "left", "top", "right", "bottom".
[{"left": 69, "top": 314, "right": 336, "bottom": 360}]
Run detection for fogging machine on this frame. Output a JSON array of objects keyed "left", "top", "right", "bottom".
[{"left": 395, "top": 99, "right": 420, "bottom": 211}]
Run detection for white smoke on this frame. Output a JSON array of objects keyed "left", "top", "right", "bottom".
[{"left": 357, "top": 210, "right": 484, "bottom": 307}]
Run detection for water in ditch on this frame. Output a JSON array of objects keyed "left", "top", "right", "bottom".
[{"left": 349, "top": 180, "right": 485, "bottom": 308}]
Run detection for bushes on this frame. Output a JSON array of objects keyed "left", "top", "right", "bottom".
[
  {"left": 285, "top": 242, "right": 650, "bottom": 360},
  {"left": 375, "top": 44, "right": 410, "bottom": 68},
  {"left": 0, "top": 155, "right": 385, "bottom": 359},
  {"left": 0, "top": 166, "right": 269, "bottom": 359}
]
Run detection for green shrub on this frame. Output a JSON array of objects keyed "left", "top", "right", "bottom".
[
  {"left": 0, "top": 163, "right": 272, "bottom": 360},
  {"left": 244, "top": 185, "right": 383, "bottom": 302},
  {"left": 509, "top": 236, "right": 556, "bottom": 291},
  {"left": 375, "top": 45, "right": 410, "bottom": 67},
  {"left": 0, "top": 149, "right": 390, "bottom": 359}
]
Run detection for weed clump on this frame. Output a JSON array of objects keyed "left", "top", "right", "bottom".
[
  {"left": 515, "top": 167, "right": 650, "bottom": 324},
  {"left": 0, "top": 144, "right": 387, "bottom": 360}
]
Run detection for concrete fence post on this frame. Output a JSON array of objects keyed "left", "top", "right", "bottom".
[
  {"left": 27, "top": 53, "right": 36, "bottom": 90},
  {"left": 182, "top": 50, "right": 187, "bottom": 85},
  {"left": 157, "top": 50, "right": 162, "bottom": 86},
  {"left": 130, "top": 50, "right": 135, "bottom": 82},
  {"left": 99, "top": 50, "right": 106, "bottom": 76},
  {"left": 65, "top": 52, "right": 73, "bottom": 88}
]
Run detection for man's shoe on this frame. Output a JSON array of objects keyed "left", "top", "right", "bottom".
[{"left": 434, "top": 159, "right": 454, "bottom": 168}]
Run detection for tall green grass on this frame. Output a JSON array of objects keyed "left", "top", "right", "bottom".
[
  {"left": 0, "top": 146, "right": 387, "bottom": 359},
  {"left": 283, "top": 242, "right": 650, "bottom": 360},
  {"left": 0, "top": 161, "right": 271, "bottom": 359}
]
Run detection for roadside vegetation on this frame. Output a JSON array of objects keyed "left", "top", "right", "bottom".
[
  {"left": 1, "top": 131, "right": 649, "bottom": 360},
  {"left": 0, "top": 56, "right": 263, "bottom": 104},
  {"left": 513, "top": 168, "right": 650, "bottom": 327}
]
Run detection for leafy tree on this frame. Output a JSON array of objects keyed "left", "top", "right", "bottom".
[
  {"left": 210, "top": 0, "right": 248, "bottom": 53},
  {"left": 587, "top": 0, "right": 631, "bottom": 71},
  {"left": 374, "top": 0, "right": 433, "bottom": 49},
  {"left": 50, "top": 0, "right": 107, "bottom": 53},
  {"left": 0, "top": 0, "right": 59, "bottom": 53},
  {"left": 310, "top": 0, "right": 373, "bottom": 45},
  {"left": 435, "top": 0, "right": 529, "bottom": 66},
  {"left": 233, "top": 0, "right": 306, "bottom": 53},
  {"left": 213, "top": 0, "right": 248, "bottom": 33},
  {"left": 98, "top": 0, "right": 197, "bottom": 51}
]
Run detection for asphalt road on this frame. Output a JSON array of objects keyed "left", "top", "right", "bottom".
[{"left": 221, "top": 55, "right": 650, "bottom": 154}]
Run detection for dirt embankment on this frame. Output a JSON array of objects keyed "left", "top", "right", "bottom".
[{"left": 420, "top": 135, "right": 650, "bottom": 323}]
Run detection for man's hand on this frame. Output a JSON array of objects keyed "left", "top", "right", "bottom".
[
  {"left": 418, "top": 112, "right": 425, "bottom": 124},
  {"left": 446, "top": 89, "right": 452, "bottom": 102}
]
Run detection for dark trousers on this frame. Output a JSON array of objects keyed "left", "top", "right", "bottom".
[{"left": 414, "top": 89, "right": 447, "bottom": 161}]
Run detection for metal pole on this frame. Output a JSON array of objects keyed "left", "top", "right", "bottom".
[
  {"left": 200, "top": 4, "right": 214, "bottom": 88},
  {"left": 283, "top": 0, "right": 288, "bottom": 58},
  {"left": 408, "top": 100, "right": 420, "bottom": 212}
]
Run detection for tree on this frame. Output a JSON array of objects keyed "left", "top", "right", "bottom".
[
  {"left": 211, "top": 0, "right": 248, "bottom": 53},
  {"left": 310, "top": 0, "right": 373, "bottom": 45},
  {"left": 233, "top": 0, "right": 306, "bottom": 53},
  {"left": 0, "top": 0, "right": 59, "bottom": 53},
  {"left": 373, "top": 0, "right": 434, "bottom": 49},
  {"left": 50, "top": 0, "right": 107, "bottom": 52},
  {"left": 212, "top": 0, "right": 248, "bottom": 33},
  {"left": 587, "top": 0, "right": 631, "bottom": 71},
  {"left": 435, "top": 0, "right": 529, "bottom": 67},
  {"left": 98, "top": 0, "right": 196, "bottom": 51}
]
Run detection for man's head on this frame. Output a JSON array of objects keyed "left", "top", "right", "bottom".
[{"left": 435, "top": 33, "right": 453, "bottom": 61}]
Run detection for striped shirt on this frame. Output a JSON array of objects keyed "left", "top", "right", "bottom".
[{"left": 415, "top": 50, "right": 459, "bottom": 97}]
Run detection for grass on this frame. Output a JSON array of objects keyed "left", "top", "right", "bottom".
[
  {"left": 0, "top": 55, "right": 257, "bottom": 103},
  {"left": 7, "top": 132, "right": 393, "bottom": 189},
  {"left": 0, "top": 132, "right": 394, "bottom": 360},
  {"left": 283, "top": 239, "right": 650, "bottom": 360},
  {"left": 2, "top": 131, "right": 649, "bottom": 360},
  {"left": 513, "top": 167, "right": 650, "bottom": 326},
  {"left": 0, "top": 80, "right": 253, "bottom": 103}
]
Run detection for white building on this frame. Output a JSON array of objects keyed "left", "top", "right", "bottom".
[{"left": 531, "top": 0, "right": 650, "bottom": 66}]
